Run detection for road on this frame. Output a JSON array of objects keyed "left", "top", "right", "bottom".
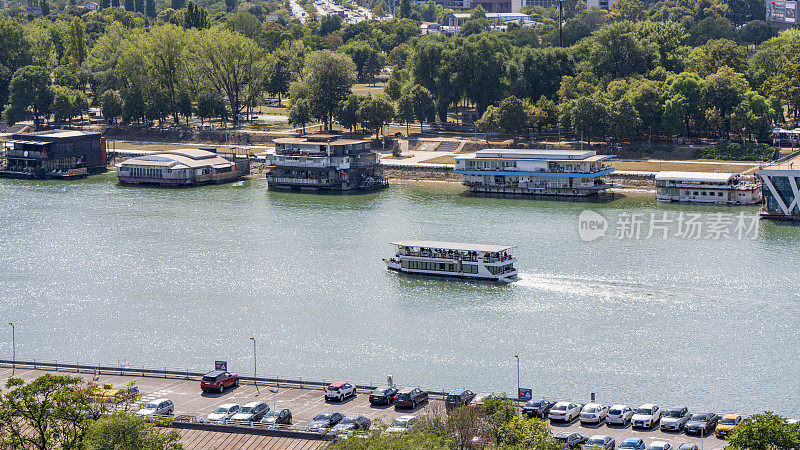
[{"left": 0, "top": 366, "right": 728, "bottom": 448}]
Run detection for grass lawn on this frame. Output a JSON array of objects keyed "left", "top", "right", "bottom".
[
  {"left": 352, "top": 82, "right": 387, "bottom": 96},
  {"left": 419, "top": 155, "right": 456, "bottom": 165}
]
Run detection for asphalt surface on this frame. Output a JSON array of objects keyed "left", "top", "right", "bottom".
[{"left": 0, "top": 367, "right": 728, "bottom": 448}]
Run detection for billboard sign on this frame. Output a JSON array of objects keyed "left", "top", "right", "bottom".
[
  {"left": 215, "top": 361, "right": 227, "bottom": 371},
  {"left": 518, "top": 388, "right": 532, "bottom": 400}
]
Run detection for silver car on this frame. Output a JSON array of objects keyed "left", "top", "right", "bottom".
[
  {"left": 661, "top": 406, "right": 689, "bottom": 431},
  {"left": 206, "top": 403, "right": 240, "bottom": 421},
  {"left": 606, "top": 404, "right": 634, "bottom": 425},
  {"left": 136, "top": 398, "right": 174, "bottom": 417},
  {"left": 584, "top": 435, "right": 615, "bottom": 450},
  {"left": 231, "top": 401, "right": 269, "bottom": 422}
]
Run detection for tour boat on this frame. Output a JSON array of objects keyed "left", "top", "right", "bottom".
[{"left": 383, "top": 240, "right": 517, "bottom": 283}]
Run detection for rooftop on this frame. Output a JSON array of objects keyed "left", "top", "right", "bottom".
[
  {"left": 456, "top": 149, "right": 612, "bottom": 162},
  {"left": 760, "top": 154, "right": 800, "bottom": 172},
  {"left": 116, "top": 149, "right": 232, "bottom": 170},
  {"left": 391, "top": 240, "right": 513, "bottom": 253},
  {"left": 274, "top": 136, "right": 369, "bottom": 146},
  {"left": 654, "top": 171, "right": 737, "bottom": 183},
  {"left": 12, "top": 129, "right": 101, "bottom": 140}
]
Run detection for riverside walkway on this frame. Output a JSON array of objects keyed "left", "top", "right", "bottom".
[{"left": 0, "top": 363, "right": 727, "bottom": 449}]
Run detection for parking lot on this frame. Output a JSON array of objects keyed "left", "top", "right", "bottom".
[{"left": 0, "top": 366, "right": 727, "bottom": 448}]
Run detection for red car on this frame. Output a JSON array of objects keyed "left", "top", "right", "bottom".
[{"left": 201, "top": 370, "right": 239, "bottom": 393}]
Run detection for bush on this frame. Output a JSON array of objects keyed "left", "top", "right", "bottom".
[
  {"left": 695, "top": 142, "right": 779, "bottom": 161},
  {"left": 391, "top": 141, "right": 401, "bottom": 157}
]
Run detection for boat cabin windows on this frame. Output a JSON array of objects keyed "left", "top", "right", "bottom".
[
  {"left": 404, "top": 260, "right": 456, "bottom": 272},
  {"left": 462, "top": 264, "right": 478, "bottom": 274}
]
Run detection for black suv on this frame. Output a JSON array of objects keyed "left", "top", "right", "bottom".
[
  {"left": 394, "top": 387, "right": 428, "bottom": 409},
  {"left": 369, "top": 386, "right": 399, "bottom": 405},
  {"left": 445, "top": 389, "right": 476, "bottom": 410}
]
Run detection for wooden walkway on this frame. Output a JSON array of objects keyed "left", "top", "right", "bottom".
[{"left": 163, "top": 428, "right": 331, "bottom": 449}]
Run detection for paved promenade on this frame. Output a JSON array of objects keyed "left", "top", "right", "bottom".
[{"left": 0, "top": 366, "right": 728, "bottom": 449}]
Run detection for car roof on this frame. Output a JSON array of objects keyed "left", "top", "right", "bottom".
[
  {"left": 554, "top": 401, "right": 574, "bottom": 405},
  {"left": 448, "top": 389, "right": 467, "bottom": 395},
  {"left": 666, "top": 406, "right": 687, "bottom": 411},
  {"left": 584, "top": 403, "right": 603, "bottom": 408},
  {"left": 344, "top": 414, "right": 366, "bottom": 419},
  {"left": 691, "top": 411, "right": 712, "bottom": 415},
  {"left": 329, "top": 382, "right": 347, "bottom": 387},
  {"left": 555, "top": 431, "right": 573, "bottom": 437},
  {"left": 242, "top": 401, "right": 264, "bottom": 407},
  {"left": 589, "top": 435, "right": 611, "bottom": 439},
  {"left": 722, "top": 413, "right": 741, "bottom": 419},
  {"left": 622, "top": 437, "right": 643, "bottom": 443},
  {"left": 218, "top": 403, "right": 239, "bottom": 408},
  {"left": 638, "top": 403, "right": 657, "bottom": 408},
  {"left": 398, "top": 386, "right": 416, "bottom": 392},
  {"left": 148, "top": 398, "right": 171, "bottom": 403},
  {"left": 205, "top": 370, "right": 225, "bottom": 376}
]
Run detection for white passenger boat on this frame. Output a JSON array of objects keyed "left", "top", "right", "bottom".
[{"left": 383, "top": 240, "right": 517, "bottom": 283}]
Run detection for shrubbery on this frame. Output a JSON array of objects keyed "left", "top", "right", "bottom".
[{"left": 695, "top": 142, "right": 779, "bottom": 161}]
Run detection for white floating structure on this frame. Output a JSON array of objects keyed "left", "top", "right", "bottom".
[
  {"left": 654, "top": 171, "right": 761, "bottom": 205},
  {"left": 383, "top": 240, "right": 517, "bottom": 283}
]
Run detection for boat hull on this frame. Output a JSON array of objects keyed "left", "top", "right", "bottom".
[{"left": 383, "top": 259, "right": 516, "bottom": 283}]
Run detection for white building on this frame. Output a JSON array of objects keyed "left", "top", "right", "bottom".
[
  {"left": 454, "top": 149, "right": 614, "bottom": 196},
  {"left": 654, "top": 171, "right": 761, "bottom": 205},
  {"left": 766, "top": 0, "right": 797, "bottom": 27},
  {"left": 586, "top": 0, "right": 616, "bottom": 8}
]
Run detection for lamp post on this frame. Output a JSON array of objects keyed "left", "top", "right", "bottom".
[
  {"left": 250, "top": 337, "right": 259, "bottom": 394},
  {"left": 514, "top": 355, "right": 520, "bottom": 400},
  {"left": 8, "top": 323, "right": 14, "bottom": 376}
]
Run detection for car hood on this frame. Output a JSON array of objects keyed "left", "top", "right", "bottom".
[
  {"left": 661, "top": 417, "right": 680, "bottom": 423},
  {"left": 332, "top": 423, "right": 355, "bottom": 431},
  {"left": 260, "top": 417, "right": 277, "bottom": 424},
  {"left": 136, "top": 409, "right": 155, "bottom": 416},
  {"left": 717, "top": 424, "right": 735, "bottom": 431},
  {"left": 308, "top": 420, "right": 330, "bottom": 428},
  {"left": 207, "top": 413, "right": 228, "bottom": 420},
  {"left": 231, "top": 413, "right": 254, "bottom": 420},
  {"left": 385, "top": 426, "right": 406, "bottom": 433},
  {"left": 686, "top": 421, "right": 708, "bottom": 427},
  {"left": 632, "top": 414, "right": 653, "bottom": 420}
]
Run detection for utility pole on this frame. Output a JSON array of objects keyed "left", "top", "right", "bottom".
[
  {"left": 558, "top": 0, "right": 563, "bottom": 47},
  {"left": 8, "top": 323, "right": 13, "bottom": 376},
  {"left": 250, "top": 337, "right": 259, "bottom": 394},
  {"left": 514, "top": 355, "right": 520, "bottom": 400}
]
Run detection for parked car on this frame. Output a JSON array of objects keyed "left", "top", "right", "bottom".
[
  {"left": 445, "top": 389, "right": 475, "bottom": 410},
  {"left": 580, "top": 403, "right": 609, "bottom": 424},
  {"left": 685, "top": 412, "right": 718, "bottom": 435},
  {"left": 660, "top": 407, "right": 690, "bottom": 431},
  {"left": 369, "top": 386, "right": 398, "bottom": 405},
  {"left": 677, "top": 445, "right": 698, "bottom": 450},
  {"left": 385, "top": 415, "right": 417, "bottom": 434},
  {"left": 136, "top": 398, "right": 174, "bottom": 417},
  {"left": 260, "top": 408, "right": 292, "bottom": 425},
  {"left": 549, "top": 402, "right": 582, "bottom": 422},
  {"left": 523, "top": 399, "right": 556, "bottom": 418},
  {"left": 325, "top": 382, "right": 356, "bottom": 402},
  {"left": 646, "top": 442, "right": 672, "bottom": 450},
  {"left": 471, "top": 393, "right": 499, "bottom": 407},
  {"left": 619, "top": 438, "right": 646, "bottom": 450},
  {"left": 200, "top": 370, "right": 239, "bottom": 393},
  {"left": 395, "top": 387, "right": 428, "bottom": 409},
  {"left": 716, "top": 414, "right": 743, "bottom": 438},
  {"left": 606, "top": 405, "right": 634, "bottom": 425},
  {"left": 231, "top": 401, "right": 269, "bottom": 422},
  {"left": 583, "top": 435, "right": 615, "bottom": 450},
  {"left": 307, "top": 412, "right": 344, "bottom": 431},
  {"left": 632, "top": 404, "right": 661, "bottom": 429},
  {"left": 554, "top": 432, "right": 587, "bottom": 449},
  {"left": 332, "top": 415, "right": 371, "bottom": 433},
  {"left": 206, "top": 403, "right": 240, "bottom": 421}
]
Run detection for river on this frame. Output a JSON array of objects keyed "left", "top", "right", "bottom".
[{"left": 1, "top": 174, "right": 798, "bottom": 416}]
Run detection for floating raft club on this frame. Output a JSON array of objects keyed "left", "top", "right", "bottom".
[{"left": 383, "top": 240, "right": 517, "bottom": 282}]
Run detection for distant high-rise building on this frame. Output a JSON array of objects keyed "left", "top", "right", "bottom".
[
  {"left": 586, "top": 0, "right": 615, "bottom": 9},
  {"left": 766, "top": 0, "right": 798, "bottom": 27},
  {"left": 437, "top": 0, "right": 523, "bottom": 13},
  {"left": 524, "top": 0, "right": 558, "bottom": 9}
]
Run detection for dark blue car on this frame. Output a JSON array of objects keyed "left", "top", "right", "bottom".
[{"left": 619, "top": 438, "right": 646, "bottom": 450}]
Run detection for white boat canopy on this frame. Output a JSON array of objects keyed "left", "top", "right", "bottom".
[{"left": 390, "top": 240, "right": 514, "bottom": 253}]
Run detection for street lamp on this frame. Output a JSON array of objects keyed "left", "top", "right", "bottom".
[
  {"left": 514, "top": 355, "right": 520, "bottom": 400},
  {"left": 270, "top": 388, "right": 279, "bottom": 410},
  {"left": 8, "top": 323, "right": 14, "bottom": 376},
  {"left": 250, "top": 337, "right": 259, "bottom": 394}
]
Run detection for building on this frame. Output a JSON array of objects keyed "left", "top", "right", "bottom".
[
  {"left": 266, "top": 134, "right": 386, "bottom": 191},
  {"left": 0, "top": 130, "right": 105, "bottom": 179},
  {"left": 586, "top": 0, "right": 616, "bottom": 9},
  {"left": 524, "top": 0, "right": 558, "bottom": 8},
  {"left": 440, "top": 0, "right": 524, "bottom": 13},
  {"left": 454, "top": 148, "right": 614, "bottom": 196},
  {"left": 85, "top": 1, "right": 99, "bottom": 10},
  {"left": 767, "top": 0, "right": 797, "bottom": 27},
  {"left": 115, "top": 148, "right": 240, "bottom": 186},
  {"left": 448, "top": 12, "right": 533, "bottom": 27},
  {"left": 759, "top": 155, "right": 800, "bottom": 219},
  {"left": 655, "top": 171, "right": 762, "bottom": 205}
]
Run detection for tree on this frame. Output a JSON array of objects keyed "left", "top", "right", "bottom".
[
  {"left": 339, "top": 40, "right": 383, "bottom": 83},
  {"left": 0, "top": 375, "right": 95, "bottom": 450},
  {"left": 171, "top": 0, "right": 185, "bottom": 9},
  {"left": 52, "top": 86, "right": 78, "bottom": 125},
  {"left": 85, "top": 412, "right": 182, "bottom": 450},
  {"left": 358, "top": 94, "right": 394, "bottom": 138},
  {"left": 184, "top": 2, "right": 209, "bottom": 28},
  {"left": 0, "top": 19, "right": 30, "bottom": 107},
  {"left": 398, "top": 0, "right": 411, "bottom": 19},
  {"left": 738, "top": 20, "right": 778, "bottom": 46},
  {"left": 264, "top": 57, "right": 292, "bottom": 105},
  {"left": 146, "top": 0, "right": 156, "bottom": 18},
  {"left": 288, "top": 97, "right": 311, "bottom": 133},
  {"left": 409, "top": 84, "right": 435, "bottom": 133},
  {"left": 122, "top": 84, "right": 145, "bottom": 124},
  {"left": 124, "top": 0, "right": 134, "bottom": 10},
  {"left": 396, "top": 92, "right": 414, "bottom": 135},
  {"left": 196, "top": 90, "right": 224, "bottom": 126},
  {"left": 590, "top": 21, "right": 657, "bottom": 79},
  {"left": 191, "top": 27, "right": 266, "bottom": 126},
  {"left": 704, "top": 66, "right": 749, "bottom": 137},
  {"left": 663, "top": 71, "right": 705, "bottom": 137},
  {"left": 39, "top": 0, "right": 50, "bottom": 16},
  {"left": 568, "top": 95, "right": 607, "bottom": 145},
  {"left": 3, "top": 65, "right": 53, "bottom": 128},
  {"left": 147, "top": 25, "right": 189, "bottom": 124},
  {"left": 101, "top": 89, "right": 123, "bottom": 124},
  {"left": 496, "top": 416, "right": 560, "bottom": 449},
  {"left": 296, "top": 50, "right": 356, "bottom": 130},
  {"left": 690, "top": 39, "right": 747, "bottom": 76},
  {"left": 607, "top": 97, "right": 641, "bottom": 142},
  {"left": 335, "top": 94, "right": 363, "bottom": 133},
  {"left": 507, "top": 47, "right": 574, "bottom": 102},
  {"left": 66, "top": 18, "right": 87, "bottom": 71},
  {"left": 112, "top": 0, "right": 119, "bottom": 7},
  {"left": 477, "top": 105, "right": 498, "bottom": 137},
  {"left": 319, "top": 14, "right": 343, "bottom": 36},
  {"left": 225, "top": 0, "right": 236, "bottom": 13},
  {"left": 496, "top": 95, "right": 528, "bottom": 137},
  {"left": 733, "top": 90, "right": 777, "bottom": 140},
  {"left": 727, "top": 412, "right": 800, "bottom": 450},
  {"left": 448, "top": 34, "right": 509, "bottom": 115}
]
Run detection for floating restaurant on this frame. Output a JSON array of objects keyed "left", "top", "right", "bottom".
[
  {"left": 383, "top": 240, "right": 517, "bottom": 282},
  {"left": 266, "top": 134, "right": 386, "bottom": 191},
  {"left": 115, "top": 149, "right": 241, "bottom": 186},
  {"left": 654, "top": 171, "right": 761, "bottom": 205},
  {"left": 453, "top": 149, "right": 614, "bottom": 196},
  {"left": 759, "top": 155, "right": 800, "bottom": 219},
  {"left": 0, "top": 130, "right": 105, "bottom": 179}
]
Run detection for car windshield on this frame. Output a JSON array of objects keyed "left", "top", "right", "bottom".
[
  {"left": 265, "top": 410, "right": 279, "bottom": 417},
  {"left": 202, "top": 376, "right": 216, "bottom": 382},
  {"left": 390, "top": 419, "right": 409, "bottom": 427},
  {"left": 326, "top": 386, "right": 339, "bottom": 391},
  {"left": 314, "top": 413, "right": 333, "bottom": 421},
  {"left": 609, "top": 408, "right": 622, "bottom": 415},
  {"left": 584, "top": 407, "right": 597, "bottom": 413},
  {"left": 212, "top": 407, "right": 231, "bottom": 413},
  {"left": 588, "top": 438, "right": 606, "bottom": 445},
  {"left": 621, "top": 441, "right": 640, "bottom": 449},
  {"left": 636, "top": 408, "right": 652, "bottom": 415},
  {"left": 239, "top": 407, "right": 254, "bottom": 414},
  {"left": 552, "top": 404, "right": 567, "bottom": 411},
  {"left": 143, "top": 403, "right": 157, "bottom": 409},
  {"left": 666, "top": 410, "right": 684, "bottom": 418},
  {"left": 555, "top": 436, "right": 568, "bottom": 443},
  {"left": 690, "top": 414, "right": 708, "bottom": 421},
  {"left": 340, "top": 417, "right": 358, "bottom": 424},
  {"left": 446, "top": 395, "right": 460, "bottom": 402},
  {"left": 529, "top": 400, "right": 543, "bottom": 407},
  {"left": 721, "top": 417, "right": 736, "bottom": 425},
  {"left": 373, "top": 388, "right": 389, "bottom": 395}
]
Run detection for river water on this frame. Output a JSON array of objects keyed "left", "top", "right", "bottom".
[{"left": 1, "top": 174, "right": 798, "bottom": 416}]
